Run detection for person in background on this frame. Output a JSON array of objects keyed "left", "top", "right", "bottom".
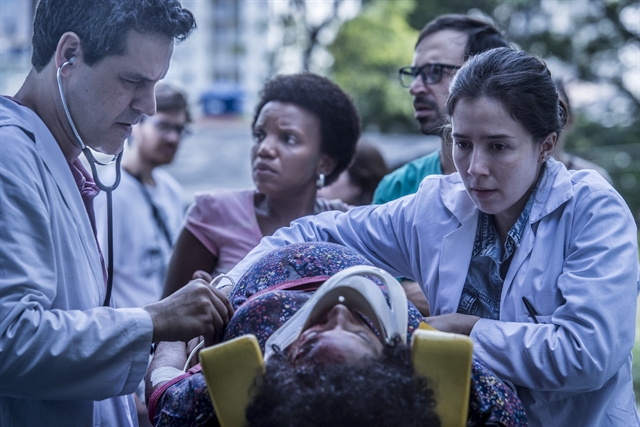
[
  {"left": 373, "top": 14, "right": 510, "bottom": 205},
  {"left": 318, "top": 141, "right": 388, "bottom": 206},
  {"left": 224, "top": 48, "right": 640, "bottom": 427},
  {"left": 162, "top": 73, "right": 360, "bottom": 297},
  {"left": 553, "top": 79, "right": 613, "bottom": 183},
  {"left": 0, "top": 1, "right": 230, "bottom": 425}
]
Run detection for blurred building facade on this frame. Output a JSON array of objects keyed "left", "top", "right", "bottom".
[
  {"left": 0, "top": 0, "right": 35, "bottom": 96},
  {"left": 167, "top": 0, "right": 272, "bottom": 118}
]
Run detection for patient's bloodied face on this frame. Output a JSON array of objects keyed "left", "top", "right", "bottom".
[{"left": 288, "top": 304, "right": 384, "bottom": 365}]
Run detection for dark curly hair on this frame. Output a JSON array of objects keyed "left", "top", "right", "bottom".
[
  {"left": 446, "top": 48, "right": 568, "bottom": 144},
  {"left": 246, "top": 338, "right": 441, "bottom": 427},
  {"left": 252, "top": 73, "right": 361, "bottom": 186},
  {"left": 31, "top": 0, "right": 196, "bottom": 72}
]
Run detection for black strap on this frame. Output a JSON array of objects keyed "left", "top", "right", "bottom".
[
  {"left": 125, "top": 170, "right": 174, "bottom": 248},
  {"left": 103, "top": 188, "right": 115, "bottom": 306}
]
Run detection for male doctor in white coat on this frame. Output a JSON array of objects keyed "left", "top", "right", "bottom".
[{"left": 0, "top": 1, "right": 233, "bottom": 426}]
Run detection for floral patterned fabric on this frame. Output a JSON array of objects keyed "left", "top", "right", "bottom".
[
  {"left": 152, "top": 243, "right": 527, "bottom": 426},
  {"left": 468, "top": 361, "right": 528, "bottom": 426}
]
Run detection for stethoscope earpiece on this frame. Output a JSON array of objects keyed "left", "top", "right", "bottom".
[{"left": 61, "top": 56, "right": 76, "bottom": 70}]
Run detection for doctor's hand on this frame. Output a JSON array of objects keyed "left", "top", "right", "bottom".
[
  {"left": 423, "top": 313, "right": 480, "bottom": 336},
  {"left": 143, "top": 279, "right": 235, "bottom": 347}
]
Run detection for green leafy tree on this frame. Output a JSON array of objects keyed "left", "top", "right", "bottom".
[
  {"left": 489, "top": 0, "right": 639, "bottom": 124},
  {"left": 403, "top": 0, "right": 502, "bottom": 31},
  {"left": 564, "top": 115, "right": 640, "bottom": 222},
  {"left": 267, "top": 0, "right": 355, "bottom": 74},
  {"left": 328, "top": 0, "right": 419, "bottom": 132}
]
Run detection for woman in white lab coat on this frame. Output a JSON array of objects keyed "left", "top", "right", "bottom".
[{"left": 225, "top": 48, "right": 639, "bottom": 426}]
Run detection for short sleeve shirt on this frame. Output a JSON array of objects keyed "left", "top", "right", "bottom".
[{"left": 373, "top": 150, "right": 441, "bottom": 205}]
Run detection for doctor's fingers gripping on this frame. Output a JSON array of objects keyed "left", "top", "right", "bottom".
[
  {"left": 146, "top": 279, "right": 228, "bottom": 343},
  {"left": 210, "top": 285, "right": 235, "bottom": 320},
  {"left": 205, "top": 286, "right": 235, "bottom": 345},
  {"left": 180, "top": 279, "right": 232, "bottom": 343}
]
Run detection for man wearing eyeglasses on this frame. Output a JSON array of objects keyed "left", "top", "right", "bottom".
[
  {"left": 372, "top": 15, "right": 509, "bottom": 317},
  {"left": 373, "top": 14, "right": 510, "bottom": 205}
]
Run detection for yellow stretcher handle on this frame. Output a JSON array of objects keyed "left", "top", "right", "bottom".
[
  {"left": 411, "top": 328, "right": 473, "bottom": 427},
  {"left": 199, "top": 335, "right": 264, "bottom": 427}
]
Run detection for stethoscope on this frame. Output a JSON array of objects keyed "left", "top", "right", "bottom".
[{"left": 57, "top": 56, "right": 123, "bottom": 306}]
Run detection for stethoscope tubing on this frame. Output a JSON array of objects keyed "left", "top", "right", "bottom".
[{"left": 57, "top": 58, "right": 123, "bottom": 306}]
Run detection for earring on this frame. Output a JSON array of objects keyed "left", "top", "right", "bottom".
[{"left": 316, "top": 173, "right": 325, "bottom": 189}]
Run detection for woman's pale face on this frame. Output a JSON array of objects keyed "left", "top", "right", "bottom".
[
  {"left": 451, "top": 97, "right": 555, "bottom": 233},
  {"left": 251, "top": 101, "right": 331, "bottom": 197},
  {"left": 288, "top": 304, "right": 383, "bottom": 365}
]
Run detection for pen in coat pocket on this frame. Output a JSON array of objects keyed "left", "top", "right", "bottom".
[{"left": 522, "top": 296, "right": 539, "bottom": 324}]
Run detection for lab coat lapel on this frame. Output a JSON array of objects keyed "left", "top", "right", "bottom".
[
  {"left": 501, "top": 160, "right": 573, "bottom": 306},
  {"left": 436, "top": 177, "right": 478, "bottom": 314},
  {"left": 33, "top": 118, "right": 105, "bottom": 299}
]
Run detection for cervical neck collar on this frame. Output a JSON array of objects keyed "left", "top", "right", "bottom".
[{"left": 264, "top": 265, "right": 408, "bottom": 361}]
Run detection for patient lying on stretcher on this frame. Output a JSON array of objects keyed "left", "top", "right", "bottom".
[{"left": 146, "top": 243, "right": 527, "bottom": 427}]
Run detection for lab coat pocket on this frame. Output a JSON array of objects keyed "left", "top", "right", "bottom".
[{"left": 517, "top": 313, "right": 553, "bottom": 325}]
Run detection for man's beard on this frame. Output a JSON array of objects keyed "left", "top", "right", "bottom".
[{"left": 413, "top": 96, "right": 446, "bottom": 136}]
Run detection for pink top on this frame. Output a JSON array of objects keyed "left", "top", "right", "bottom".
[{"left": 185, "top": 188, "right": 348, "bottom": 275}]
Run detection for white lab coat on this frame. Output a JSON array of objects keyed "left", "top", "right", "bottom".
[
  {"left": 228, "top": 158, "right": 640, "bottom": 427},
  {"left": 0, "top": 97, "right": 153, "bottom": 426}
]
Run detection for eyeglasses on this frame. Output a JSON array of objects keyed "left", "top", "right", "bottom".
[
  {"left": 145, "top": 117, "right": 191, "bottom": 137},
  {"left": 398, "top": 63, "right": 462, "bottom": 88}
]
